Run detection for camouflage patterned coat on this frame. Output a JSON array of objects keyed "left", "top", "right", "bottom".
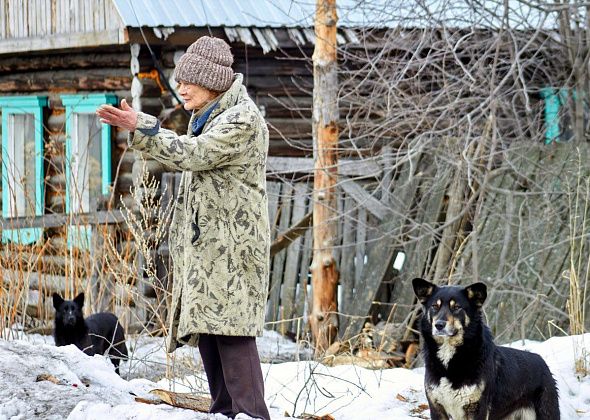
[{"left": 129, "top": 74, "right": 270, "bottom": 352}]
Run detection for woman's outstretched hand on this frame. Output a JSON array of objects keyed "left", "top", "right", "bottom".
[{"left": 96, "top": 99, "right": 137, "bottom": 132}]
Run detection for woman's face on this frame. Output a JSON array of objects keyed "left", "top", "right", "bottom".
[{"left": 177, "top": 81, "right": 218, "bottom": 111}]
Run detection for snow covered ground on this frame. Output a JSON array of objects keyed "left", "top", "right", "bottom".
[{"left": 1, "top": 329, "right": 589, "bottom": 419}]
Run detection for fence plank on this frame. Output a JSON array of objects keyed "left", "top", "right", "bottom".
[
  {"left": 392, "top": 170, "right": 449, "bottom": 326},
  {"left": 340, "top": 153, "right": 423, "bottom": 339},
  {"left": 279, "top": 183, "right": 308, "bottom": 333},
  {"left": 267, "top": 156, "right": 381, "bottom": 178},
  {"left": 354, "top": 207, "right": 367, "bottom": 285},
  {"left": 338, "top": 197, "right": 356, "bottom": 322},
  {"left": 294, "top": 227, "right": 312, "bottom": 339},
  {"left": 266, "top": 184, "right": 293, "bottom": 326},
  {"left": 267, "top": 181, "right": 281, "bottom": 239}
]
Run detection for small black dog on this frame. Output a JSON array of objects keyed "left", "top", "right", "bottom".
[
  {"left": 412, "top": 278, "right": 559, "bottom": 420},
  {"left": 52, "top": 292, "right": 128, "bottom": 375}
]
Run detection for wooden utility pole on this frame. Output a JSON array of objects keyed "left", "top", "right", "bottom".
[{"left": 310, "top": 0, "right": 339, "bottom": 355}]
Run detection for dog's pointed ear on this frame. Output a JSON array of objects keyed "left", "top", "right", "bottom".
[
  {"left": 52, "top": 293, "right": 63, "bottom": 310},
  {"left": 412, "top": 278, "right": 436, "bottom": 304},
  {"left": 73, "top": 292, "right": 85, "bottom": 308},
  {"left": 464, "top": 282, "right": 487, "bottom": 307}
]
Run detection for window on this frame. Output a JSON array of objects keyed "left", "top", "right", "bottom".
[
  {"left": 0, "top": 96, "right": 47, "bottom": 244},
  {"left": 541, "top": 87, "right": 588, "bottom": 144},
  {"left": 61, "top": 94, "right": 117, "bottom": 249}
]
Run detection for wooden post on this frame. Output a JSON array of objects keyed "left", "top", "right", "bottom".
[{"left": 310, "top": 0, "right": 339, "bottom": 355}]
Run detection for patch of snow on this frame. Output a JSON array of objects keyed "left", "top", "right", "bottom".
[{"left": 0, "top": 330, "right": 588, "bottom": 419}]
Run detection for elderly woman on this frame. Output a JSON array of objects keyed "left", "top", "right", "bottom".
[{"left": 96, "top": 36, "right": 271, "bottom": 420}]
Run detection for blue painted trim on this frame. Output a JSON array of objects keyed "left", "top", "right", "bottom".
[
  {"left": 60, "top": 93, "right": 117, "bottom": 249},
  {"left": 0, "top": 95, "right": 47, "bottom": 244},
  {"left": 540, "top": 88, "right": 560, "bottom": 144}
]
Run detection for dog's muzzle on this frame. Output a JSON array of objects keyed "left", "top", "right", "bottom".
[
  {"left": 432, "top": 319, "right": 457, "bottom": 337},
  {"left": 63, "top": 314, "right": 77, "bottom": 326}
]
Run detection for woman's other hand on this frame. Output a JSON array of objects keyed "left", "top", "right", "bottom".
[{"left": 96, "top": 99, "right": 137, "bottom": 132}]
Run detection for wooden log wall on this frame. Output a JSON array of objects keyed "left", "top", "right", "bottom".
[
  {"left": 0, "top": 46, "right": 166, "bottom": 216},
  {"left": 159, "top": 45, "right": 314, "bottom": 157}
]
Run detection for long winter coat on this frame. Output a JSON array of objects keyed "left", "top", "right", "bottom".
[{"left": 129, "top": 74, "right": 270, "bottom": 352}]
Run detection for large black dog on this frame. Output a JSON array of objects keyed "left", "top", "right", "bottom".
[
  {"left": 52, "top": 292, "right": 128, "bottom": 375},
  {"left": 412, "top": 278, "right": 559, "bottom": 420}
]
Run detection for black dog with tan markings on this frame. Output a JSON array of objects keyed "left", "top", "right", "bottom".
[{"left": 412, "top": 278, "right": 559, "bottom": 420}]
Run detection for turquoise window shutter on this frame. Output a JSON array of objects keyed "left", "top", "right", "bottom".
[
  {"left": 540, "top": 87, "right": 560, "bottom": 144},
  {"left": 60, "top": 94, "right": 117, "bottom": 250},
  {"left": 0, "top": 96, "right": 47, "bottom": 244},
  {"left": 541, "top": 87, "right": 583, "bottom": 143}
]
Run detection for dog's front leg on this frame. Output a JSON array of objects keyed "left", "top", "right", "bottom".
[
  {"left": 469, "top": 399, "right": 490, "bottom": 420},
  {"left": 427, "top": 398, "right": 450, "bottom": 420}
]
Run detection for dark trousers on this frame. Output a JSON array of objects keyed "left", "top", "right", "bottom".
[{"left": 198, "top": 334, "right": 271, "bottom": 420}]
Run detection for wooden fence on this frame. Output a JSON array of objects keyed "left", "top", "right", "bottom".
[{"left": 152, "top": 156, "right": 390, "bottom": 340}]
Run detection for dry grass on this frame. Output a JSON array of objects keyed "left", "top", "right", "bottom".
[
  {"left": 0, "top": 157, "right": 174, "bottom": 378},
  {"left": 564, "top": 154, "right": 590, "bottom": 377}
]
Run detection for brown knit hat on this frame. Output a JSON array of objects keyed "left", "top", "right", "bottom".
[{"left": 173, "top": 36, "right": 234, "bottom": 92}]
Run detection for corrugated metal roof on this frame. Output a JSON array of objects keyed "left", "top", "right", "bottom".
[
  {"left": 112, "top": 0, "right": 317, "bottom": 28},
  {"left": 112, "top": 0, "right": 560, "bottom": 30}
]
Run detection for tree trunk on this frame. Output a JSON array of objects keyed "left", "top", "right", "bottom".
[{"left": 310, "top": 0, "right": 339, "bottom": 355}]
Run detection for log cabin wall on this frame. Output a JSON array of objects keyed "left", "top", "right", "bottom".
[{"left": 0, "top": 47, "right": 139, "bottom": 218}]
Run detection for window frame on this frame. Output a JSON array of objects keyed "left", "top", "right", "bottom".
[
  {"left": 60, "top": 93, "right": 117, "bottom": 249},
  {"left": 0, "top": 96, "right": 47, "bottom": 244}
]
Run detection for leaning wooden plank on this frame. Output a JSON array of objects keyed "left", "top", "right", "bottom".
[
  {"left": 339, "top": 179, "right": 389, "bottom": 221},
  {"left": 333, "top": 188, "right": 344, "bottom": 266},
  {"left": 270, "top": 211, "right": 312, "bottom": 257},
  {"left": 280, "top": 183, "right": 308, "bottom": 333},
  {"left": 339, "top": 153, "right": 423, "bottom": 339},
  {"left": 354, "top": 208, "right": 367, "bottom": 286},
  {"left": 402, "top": 172, "right": 449, "bottom": 280},
  {"left": 431, "top": 171, "right": 467, "bottom": 282},
  {"left": 380, "top": 145, "right": 393, "bottom": 206},
  {"left": 294, "top": 184, "right": 314, "bottom": 333}
]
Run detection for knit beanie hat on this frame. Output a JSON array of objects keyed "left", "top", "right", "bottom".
[{"left": 173, "top": 36, "right": 234, "bottom": 92}]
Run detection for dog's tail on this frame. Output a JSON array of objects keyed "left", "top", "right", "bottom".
[{"left": 534, "top": 373, "right": 560, "bottom": 420}]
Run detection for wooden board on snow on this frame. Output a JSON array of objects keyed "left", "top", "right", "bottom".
[{"left": 135, "top": 389, "right": 211, "bottom": 412}]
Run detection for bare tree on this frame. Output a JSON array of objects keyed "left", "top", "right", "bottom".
[
  {"left": 310, "top": 0, "right": 341, "bottom": 354},
  {"left": 329, "top": 0, "right": 590, "bottom": 343}
]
